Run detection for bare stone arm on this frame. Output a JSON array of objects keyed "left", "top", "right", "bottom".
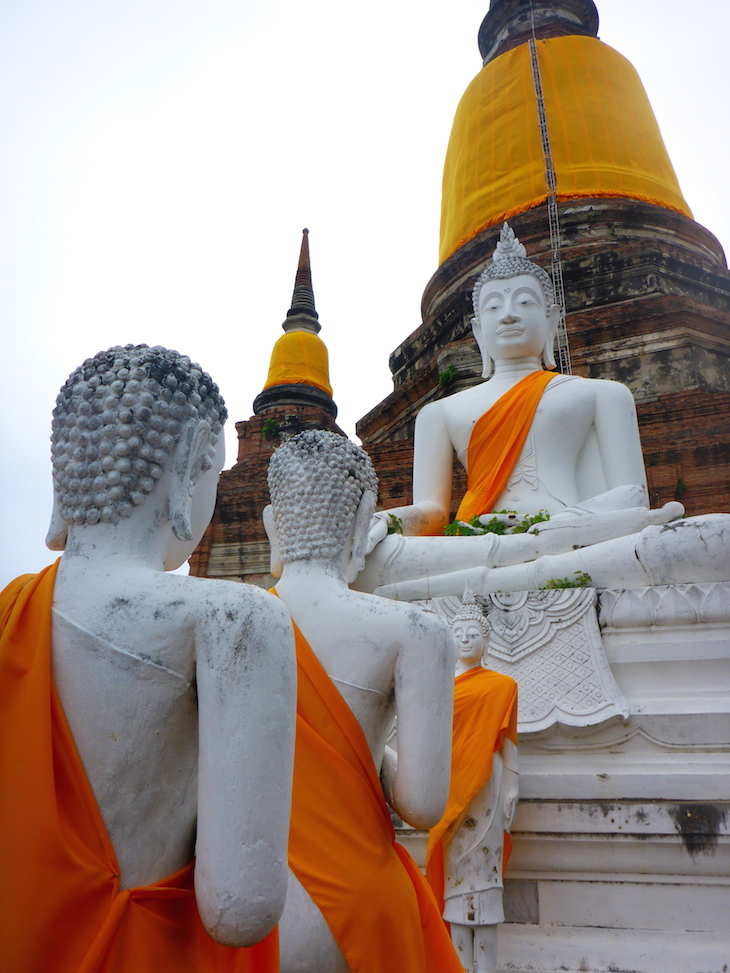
[
  {"left": 390, "top": 610, "right": 455, "bottom": 829},
  {"left": 195, "top": 588, "right": 296, "bottom": 947},
  {"left": 366, "top": 401, "right": 453, "bottom": 552}
]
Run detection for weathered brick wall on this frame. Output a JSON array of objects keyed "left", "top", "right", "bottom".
[{"left": 189, "top": 405, "right": 344, "bottom": 582}]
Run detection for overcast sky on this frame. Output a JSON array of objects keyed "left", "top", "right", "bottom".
[{"left": 1, "top": 0, "right": 728, "bottom": 587}]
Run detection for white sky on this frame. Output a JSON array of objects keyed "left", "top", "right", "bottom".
[{"left": 1, "top": 0, "right": 728, "bottom": 588}]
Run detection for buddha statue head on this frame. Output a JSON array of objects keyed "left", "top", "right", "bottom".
[
  {"left": 47, "top": 344, "right": 227, "bottom": 557},
  {"left": 266, "top": 430, "right": 379, "bottom": 581},
  {"left": 471, "top": 223, "right": 560, "bottom": 377},
  {"left": 451, "top": 585, "right": 490, "bottom": 670}
]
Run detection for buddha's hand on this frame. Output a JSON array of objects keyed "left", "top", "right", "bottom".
[
  {"left": 527, "top": 501, "right": 686, "bottom": 549},
  {"left": 366, "top": 512, "right": 392, "bottom": 555}
]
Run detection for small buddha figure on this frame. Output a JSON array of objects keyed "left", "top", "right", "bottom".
[
  {"left": 426, "top": 588, "right": 518, "bottom": 973},
  {"left": 264, "top": 429, "right": 464, "bottom": 973},
  {"left": 356, "top": 225, "right": 729, "bottom": 599},
  {"left": 0, "top": 345, "right": 296, "bottom": 972}
]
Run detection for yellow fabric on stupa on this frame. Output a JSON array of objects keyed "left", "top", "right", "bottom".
[
  {"left": 263, "top": 331, "right": 333, "bottom": 398},
  {"left": 439, "top": 34, "right": 692, "bottom": 264}
]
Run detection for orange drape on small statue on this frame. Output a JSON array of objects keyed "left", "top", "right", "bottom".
[
  {"left": 286, "top": 619, "right": 464, "bottom": 973},
  {"left": 0, "top": 562, "right": 278, "bottom": 973},
  {"left": 425, "top": 667, "right": 518, "bottom": 913},
  {"left": 455, "top": 370, "right": 557, "bottom": 523}
]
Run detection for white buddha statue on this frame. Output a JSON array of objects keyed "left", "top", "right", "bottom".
[
  {"left": 356, "top": 226, "right": 729, "bottom": 600},
  {"left": 426, "top": 589, "right": 519, "bottom": 973},
  {"left": 0, "top": 344, "right": 296, "bottom": 970},
  {"left": 263, "top": 430, "right": 464, "bottom": 973}
]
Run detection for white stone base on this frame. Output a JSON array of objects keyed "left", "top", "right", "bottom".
[
  {"left": 497, "top": 924, "right": 729, "bottom": 973},
  {"left": 404, "top": 583, "right": 730, "bottom": 973},
  {"left": 398, "top": 808, "right": 730, "bottom": 973}
]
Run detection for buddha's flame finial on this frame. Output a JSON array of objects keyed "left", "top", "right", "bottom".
[
  {"left": 492, "top": 222, "right": 527, "bottom": 264},
  {"left": 452, "top": 582, "right": 490, "bottom": 634}
]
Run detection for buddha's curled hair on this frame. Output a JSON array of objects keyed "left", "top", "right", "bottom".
[
  {"left": 471, "top": 222, "right": 555, "bottom": 317},
  {"left": 268, "top": 430, "right": 379, "bottom": 563},
  {"left": 51, "top": 344, "right": 226, "bottom": 527}
]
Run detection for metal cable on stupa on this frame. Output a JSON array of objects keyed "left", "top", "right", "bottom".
[{"left": 527, "top": 0, "right": 572, "bottom": 374}]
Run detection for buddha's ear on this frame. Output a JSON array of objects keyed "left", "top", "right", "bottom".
[
  {"left": 542, "top": 304, "right": 560, "bottom": 370},
  {"left": 45, "top": 493, "right": 68, "bottom": 551},
  {"left": 263, "top": 505, "right": 283, "bottom": 578},
  {"left": 169, "top": 420, "right": 211, "bottom": 542},
  {"left": 471, "top": 315, "right": 493, "bottom": 379},
  {"left": 346, "top": 489, "right": 378, "bottom": 583}
]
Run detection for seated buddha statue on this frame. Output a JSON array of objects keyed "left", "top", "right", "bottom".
[
  {"left": 426, "top": 588, "right": 519, "bottom": 973},
  {"left": 263, "top": 429, "right": 463, "bottom": 973},
  {"left": 0, "top": 345, "right": 296, "bottom": 972},
  {"left": 356, "top": 226, "right": 729, "bottom": 600}
]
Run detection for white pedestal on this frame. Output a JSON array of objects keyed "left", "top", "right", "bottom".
[{"left": 412, "top": 582, "right": 730, "bottom": 973}]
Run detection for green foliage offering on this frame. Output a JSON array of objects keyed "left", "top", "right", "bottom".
[
  {"left": 261, "top": 419, "right": 281, "bottom": 440},
  {"left": 443, "top": 516, "right": 486, "bottom": 536},
  {"left": 443, "top": 509, "right": 550, "bottom": 536},
  {"left": 438, "top": 364, "right": 457, "bottom": 389},
  {"left": 386, "top": 514, "right": 404, "bottom": 535},
  {"left": 542, "top": 571, "right": 593, "bottom": 589}
]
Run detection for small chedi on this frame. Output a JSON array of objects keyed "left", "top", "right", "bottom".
[
  {"left": 356, "top": 224, "right": 730, "bottom": 599},
  {"left": 426, "top": 587, "right": 518, "bottom": 973},
  {"left": 264, "top": 429, "right": 464, "bottom": 973},
  {"left": 0, "top": 345, "right": 296, "bottom": 972}
]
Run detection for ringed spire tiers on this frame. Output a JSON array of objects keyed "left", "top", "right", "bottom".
[{"left": 254, "top": 229, "right": 337, "bottom": 418}]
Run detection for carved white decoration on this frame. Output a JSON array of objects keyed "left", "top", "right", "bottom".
[
  {"left": 598, "top": 582, "right": 730, "bottom": 630},
  {"left": 424, "top": 589, "right": 629, "bottom": 734}
]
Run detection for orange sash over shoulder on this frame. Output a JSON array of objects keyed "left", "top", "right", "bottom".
[
  {"left": 425, "top": 668, "right": 518, "bottom": 912},
  {"left": 287, "top": 621, "right": 463, "bottom": 973},
  {"left": 0, "top": 563, "right": 278, "bottom": 973},
  {"left": 455, "top": 370, "right": 557, "bottom": 522}
]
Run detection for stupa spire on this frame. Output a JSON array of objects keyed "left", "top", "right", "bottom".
[
  {"left": 283, "top": 228, "right": 321, "bottom": 334},
  {"left": 253, "top": 228, "right": 336, "bottom": 418}
]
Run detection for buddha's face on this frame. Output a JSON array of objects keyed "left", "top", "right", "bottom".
[
  {"left": 164, "top": 433, "right": 226, "bottom": 571},
  {"left": 189, "top": 434, "right": 226, "bottom": 550},
  {"left": 475, "top": 273, "right": 556, "bottom": 365},
  {"left": 452, "top": 620, "right": 487, "bottom": 668}
]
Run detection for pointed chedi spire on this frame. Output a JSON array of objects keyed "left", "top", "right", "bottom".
[
  {"left": 284, "top": 228, "right": 320, "bottom": 332},
  {"left": 253, "top": 229, "right": 337, "bottom": 418}
]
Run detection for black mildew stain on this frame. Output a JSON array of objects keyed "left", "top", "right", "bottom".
[{"left": 669, "top": 802, "right": 727, "bottom": 857}]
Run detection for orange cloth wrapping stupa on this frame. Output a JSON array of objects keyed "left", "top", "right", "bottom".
[
  {"left": 426, "top": 667, "right": 518, "bottom": 913},
  {"left": 287, "top": 620, "right": 464, "bottom": 973},
  {"left": 455, "top": 370, "right": 558, "bottom": 522},
  {"left": 263, "top": 331, "right": 333, "bottom": 397},
  {"left": 0, "top": 562, "right": 278, "bottom": 973},
  {"left": 440, "top": 34, "right": 692, "bottom": 263}
]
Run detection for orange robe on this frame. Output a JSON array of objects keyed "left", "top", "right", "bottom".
[
  {"left": 455, "top": 370, "right": 558, "bottom": 523},
  {"left": 287, "top": 620, "right": 464, "bottom": 973},
  {"left": 425, "top": 667, "right": 518, "bottom": 914},
  {"left": 0, "top": 562, "right": 278, "bottom": 973}
]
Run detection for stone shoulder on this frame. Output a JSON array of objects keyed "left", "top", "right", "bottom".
[{"left": 347, "top": 588, "right": 451, "bottom": 643}]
